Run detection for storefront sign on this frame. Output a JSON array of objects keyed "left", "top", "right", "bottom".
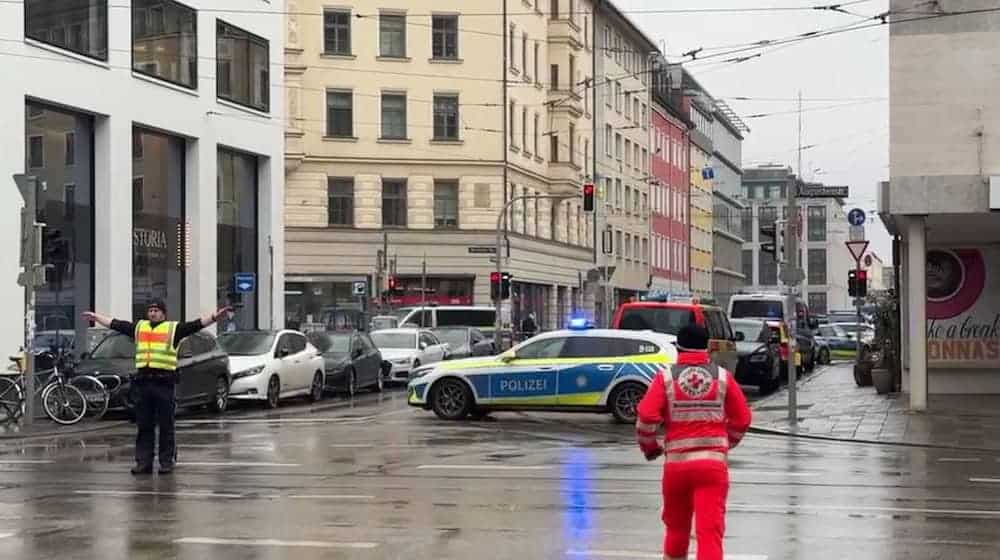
[{"left": 925, "top": 247, "right": 1000, "bottom": 367}]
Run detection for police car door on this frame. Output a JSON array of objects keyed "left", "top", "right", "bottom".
[{"left": 487, "top": 336, "right": 566, "bottom": 404}]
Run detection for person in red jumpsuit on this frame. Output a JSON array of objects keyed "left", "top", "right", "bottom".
[{"left": 636, "top": 323, "right": 752, "bottom": 560}]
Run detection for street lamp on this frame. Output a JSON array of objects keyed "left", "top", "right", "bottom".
[{"left": 493, "top": 193, "right": 580, "bottom": 351}]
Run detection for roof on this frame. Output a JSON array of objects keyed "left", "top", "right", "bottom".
[{"left": 597, "top": 0, "right": 659, "bottom": 53}]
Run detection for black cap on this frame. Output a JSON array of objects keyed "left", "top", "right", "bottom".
[
  {"left": 146, "top": 299, "right": 167, "bottom": 313},
  {"left": 676, "top": 324, "right": 710, "bottom": 351}
]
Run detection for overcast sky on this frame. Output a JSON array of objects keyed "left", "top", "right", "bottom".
[{"left": 617, "top": 0, "right": 892, "bottom": 263}]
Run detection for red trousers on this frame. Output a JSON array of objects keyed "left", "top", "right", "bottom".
[{"left": 661, "top": 459, "right": 730, "bottom": 560}]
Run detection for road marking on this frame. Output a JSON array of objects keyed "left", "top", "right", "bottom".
[
  {"left": 175, "top": 537, "right": 378, "bottom": 549},
  {"left": 729, "top": 503, "right": 1000, "bottom": 517},
  {"left": 416, "top": 464, "right": 550, "bottom": 471},
  {"left": 969, "top": 478, "right": 1000, "bottom": 484},
  {"left": 0, "top": 533, "right": 14, "bottom": 540},
  {"left": 729, "top": 470, "right": 820, "bottom": 477},
  {"left": 179, "top": 461, "right": 301, "bottom": 468},
  {"left": 288, "top": 494, "right": 375, "bottom": 500},
  {"left": 177, "top": 418, "right": 357, "bottom": 425},
  {"left": 329, "top": 443, "right": 375, "bottom": 448},
  {"left": 566, "top": 550, "right": 766, "bottom": 559},
  {"left": 76, "top": 490, "right": 245, "bottom": 499},
  {"left": 0, "top": 459, "right": 54, "bottom": 465},
  {"left": 938, "top": 457, "right": 981, "bottom": 463}
]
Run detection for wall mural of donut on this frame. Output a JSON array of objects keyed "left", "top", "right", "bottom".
[{"left": 925, "top": 247, "right": 1000, "bottom": 368}]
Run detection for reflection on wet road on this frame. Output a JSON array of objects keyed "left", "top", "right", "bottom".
[{"left": 0, "top": 387, "right": 999, "bottom": 559}]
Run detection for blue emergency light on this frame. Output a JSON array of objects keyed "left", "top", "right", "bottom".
[{"left": 568, "top": 317, "right": 593, "bottom": 330}]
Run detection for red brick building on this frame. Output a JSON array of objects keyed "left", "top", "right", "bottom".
[{"left": 649, "top": 87, "right": 692, "bottom": 295}]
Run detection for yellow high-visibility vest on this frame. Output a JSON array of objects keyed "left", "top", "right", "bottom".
[{"left": 134, "top": 320, "right": 178, "bottom": 371}]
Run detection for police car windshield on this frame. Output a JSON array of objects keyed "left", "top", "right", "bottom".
[
  {"left": 371, "top": 332, "right": 416, "bottom": 349},
  {"left": 218, "top": 332, "right": 276, "bottom": 356},
  {"left": 619, "top": 307, "right": 695, "bottom": 335},
  {"left": 730, "top": 300, "right": 783, "bottom": 319},
  {"left": 90, "top": 333, "right": 135, "bottom": 359}
]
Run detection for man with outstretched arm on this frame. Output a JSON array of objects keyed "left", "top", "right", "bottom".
[
  {"left": 82, "top": 300, "right": 230, "bottom": 475},
  {"left": 635, "top": 323, "right": 752, "bottom": 560}
]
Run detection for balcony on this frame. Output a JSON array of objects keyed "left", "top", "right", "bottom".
[
  {"left": 547, "top": 18, "right": 583, "bottom": 50},
  {"left": 546, "top": 89, "right": 584, "bottom": 118}
]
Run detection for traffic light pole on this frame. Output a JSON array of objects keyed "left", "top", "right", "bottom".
[
  {"left": 494, "top": 193, "right": 579, "bottom": 351},
  {"left": 785, "top": 192, "right": 799, "bottom": 426},
  {"left": 14, "top": 174, "right": 45, "bottom": 427}
]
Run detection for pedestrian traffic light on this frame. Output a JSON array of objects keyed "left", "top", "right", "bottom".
[
  {"left": 388, "top": 276, "right": 398, "bottom": 292},
  {"left": 848, "top": 269, "right": 868, "bottom": 297},
  {"left": 490, "top": 271, "right": 501, "bottom": 300},
  {"left": 583, "top": 183, "right": 595, "bottom": 212},
  {"left": 501, "top": 272, "right": 512, "bottom": 300}
]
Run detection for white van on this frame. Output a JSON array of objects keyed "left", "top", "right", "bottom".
[
  {"left": 395, "top": 306, "right": 496, "bottom": 334},
  {"left": 728, "top": 293, "right": 799, "bottom": 324}
]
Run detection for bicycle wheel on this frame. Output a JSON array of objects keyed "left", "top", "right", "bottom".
[
  {"left": 41, "top": 382, "right": 87, "bottom": 425},
  {"left": 0, "top": 376, "right": 23, "bottom": 423},
  {"left": 68, "top": 376, "right": 109, "bottom": 420}
]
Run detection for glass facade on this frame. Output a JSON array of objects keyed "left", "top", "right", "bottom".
[
  {"left": 216, "top": 20, "right": 270, "bottom": 112},
  {"left": 25, "top": 0, "right": 108, "bottom": 61},
  {"left": 217, "top": 149, "right": 258, "bottom": 331},
  {"left": 24, "top": 102, "right": 94, "bottom": 355},
  {"left": 132, "top": 128, "right": 185, "bottom": 320},
  {"left": 132, "top": 0, "right": 198, "bottom": 89},
  {"left": 285, "top": 282, "right": 365, "bottom": 331}
]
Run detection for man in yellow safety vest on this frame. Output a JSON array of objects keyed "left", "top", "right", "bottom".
[{"left": 83, "top": 300, "right": 229, "bottom": 475}]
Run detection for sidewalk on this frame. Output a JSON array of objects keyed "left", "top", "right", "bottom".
[{"left": 750, "top": 361, "right": 1000, "bottom": 451}]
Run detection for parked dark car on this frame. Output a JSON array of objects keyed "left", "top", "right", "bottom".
[
  {"left": 432, "top": 327, "right": 495, "bottom": 360},
  {"left": 730, "top": 319, "right": 781, "bottom": 394},
  {"left": 306, "top": 331, "right": 387, "bottom": 396},
  {"left": 72, "top": 331, "right": 232, "bottom": 414}
]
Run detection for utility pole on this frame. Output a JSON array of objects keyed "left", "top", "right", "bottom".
[
  {"left": 421, "top": 252, "right": 427, "bottom": 307},
  {"left": 14, "top": 174, "right": 46, "bottom": 426},
  {"left": 785, "top": 90, "right": 804, "bottom": 425}
]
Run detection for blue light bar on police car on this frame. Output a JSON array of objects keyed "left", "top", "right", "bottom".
[{"left": 568, "top": 318, "right": 592, "bottom": 330}]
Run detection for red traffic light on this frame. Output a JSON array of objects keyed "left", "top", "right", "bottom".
[
  {"left": 388, "top": 276, "right": 398, "bottom": 290},
  {"left": 490, "top": 272, "right": 501, "bottom": 283},
  {"left": 857, "top": 270, "right": 868, "bottom": 281},
  {"left": 583, "top": 183, "right": 595, "bottom": 212},
  {"left": 583, "top": 184, "right": 594, "bottom": 195}
]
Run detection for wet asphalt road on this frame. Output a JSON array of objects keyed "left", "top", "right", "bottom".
[{"left": 1, "top": 368, "right": 999, "bottom": 560}]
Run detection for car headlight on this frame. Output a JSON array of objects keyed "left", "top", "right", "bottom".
[
  {"left": 232, "top": 365, "right": 265, "bottom": 379},
  {"left": 391, "top": 358, "right": 411, "bottom": 365},
  {"left": 410, "top": 365, "right": 435, "bottom": 379}
]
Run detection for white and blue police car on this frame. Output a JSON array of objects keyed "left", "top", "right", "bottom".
[{"left": 406, "top": 319, "right": 677, "bottom": 423}]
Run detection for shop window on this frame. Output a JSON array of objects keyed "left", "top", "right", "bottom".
[
  {"left": 217, "top": 149, "right": 258, "bottom": 331},
  {"left": 26, "top": 0, "right": 108, "bottom": 61}
]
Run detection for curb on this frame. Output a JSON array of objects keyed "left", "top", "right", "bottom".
[
  {"left": 748, "top": 424, "right": 1000, "bottom": 453},
  {"left": 0, "top": 420, "right": 129, "bottom": 441}
]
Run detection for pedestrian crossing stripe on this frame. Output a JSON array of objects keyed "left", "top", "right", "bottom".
[{"left": 566, "top": 551, "right": 766, "bottom": 559}]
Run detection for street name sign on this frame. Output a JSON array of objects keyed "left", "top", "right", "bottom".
[{"left": 798, "top": 184, "right": 849, "bottom": 198}]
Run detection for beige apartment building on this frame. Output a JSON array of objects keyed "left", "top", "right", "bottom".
[
  {"left": 594, "top": 3, "right": 657, "bottom": 316},
  {"left": 284, "top": 0, "right": 595, "bottom": 330}
]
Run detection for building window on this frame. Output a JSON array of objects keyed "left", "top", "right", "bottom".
[
  {"left": 533, "top": 42, "right": 539, "bottom": 82},
  {"left": 808, "top": 292, "right": 828, "bottom": 315},
  {"left": 625, "top": 92, "right": 631, "bottom": 119},
  {"left": 759, "top": 205, "right": 777, "bottom": 229},
  {"left": 379, "top": 13, "right": 406, "bottom": 58},
  {"left": 64, "top": 132, "right": 76, "bottom": 166},
  {"left": 24, "top": 102, "right": 95, "bottom": 351},
  {"left": 381, "top": 93, "right": 407, "bottom": 139},
  {"left": 522, "top": 33, "right": 528, "bottom": 75},
  {"left": 216, "top": 20, "right": 269, "bottom": 112},
  {"left": 759, "top": 250, "right": 777, "bottom": 285},
  {"left": 432, "top": 15, "right": 458, "bottom": 59},
  {"left": 326, "top": 90, "right": 353, "bottom": 137},
  {"left": 534, "top": 113, "right": 540, "bottom": 156},
  {"left": 26, "top": 0, "right": 108, "bottom": 61},
  {"left": 217, "top": 149, "right": 258, "bottom": 331},
  {"left": 132, "top": 128, "right": 185, "bottom": 319},
  {"left": 551, "top": 0, "right": 559, "bottom": 18},
  {"left": 741, "top": 207, "right": 753, "bottom": 240},
  {"left": 434, "top": 181, "right": 459, "bottom": 229},
  {"left": 550, "top": 64, "right": 559, "bottom": 90},
  {"left": 615, "top": 133, "right": 622, "bottom": 160},
  {"left": 28, "top": 136, "right": 44, "bottom": 168},
  {"left": 323, "top": 9, "right": 351, "bottom": 55},
  {"left": 550, "top": 135, "right": 559, "bottom": 162},
  {"left": 615, "top": 82, "right": 622, "bottom": 112},
  {"left": 605, "top": 124, "right": 612, "bottom": 156},
  {"left": 568, "top": 123, "right": 576, "bottom": 164},
  {"left": 521, "top": 108, "right": 528, "bottom": 153},
  {"left": 808, "top": 248, "right": 827, "bottom": 285},
  {"left": 742, "top": 249, "right": 753, "bottom": 284},
  {"left": 808, "top": 206, "right": 827, "bottom": 242},
  {"left": 382, "top": 180, "right": 407, "bottom": 227},
  {"left": 509, "top": 101, "right": 516, "bottom": 146},
  {"left": 433, "top": 94, "right": 459, "bottom": 140},
  {"left": 327, "top": 178, "right": 354, "bottom": 226},
  {"left": 132, "top": 0, "right": 197, "bottom": 89}
]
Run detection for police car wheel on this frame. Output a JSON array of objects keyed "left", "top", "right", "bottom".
[
  {"left": 609, "top": 382, "right": 645, "bottom": 424},
  {"left": 431, "top": 378, "right": 473, "bottom": 420}
]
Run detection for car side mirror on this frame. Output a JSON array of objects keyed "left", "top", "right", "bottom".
[
  {"left": 278, "top": 347, "right": 291, "bottom": 358},
  {"left": 79, "top": 352, "right": 89, "bottom": 360},
  {"left": 499, "top": 350, "right": 516, "bottom": 362},
  {"left": 352, "top": 348, "right": 363, "bottom": 358},
  {"left": 734, "top": 332, "right": 745, "bottom": 342},
  {"left": 808, "top": 318, "right": 819, "bottom": 329}
]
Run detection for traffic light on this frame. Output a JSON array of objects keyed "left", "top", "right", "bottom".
[
  {"left": 490, "top": 272, "right": 501, "bottom": 300},
  {"left": 501, "top": 272, "right": 512, "bottom": 299},
  {"left": 848, "top": 269, "right": 868, "bottom": 298},
  {"left": 388, "top": 276, "right": 398, "bottom": 292},
  {"left": 583, "top": 183, "right": 595, "bottom": 212},
  {"left": 760, "top": 222, "right": 786, "bottom": 263}
]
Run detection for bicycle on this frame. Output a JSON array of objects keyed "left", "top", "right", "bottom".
[{"left": 0, "top": 349, "right": 107, "bottom": 425}]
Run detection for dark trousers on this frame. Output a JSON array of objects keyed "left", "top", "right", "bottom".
[{"left": 133, "top": 375, "right": 177, "bottom": 467}]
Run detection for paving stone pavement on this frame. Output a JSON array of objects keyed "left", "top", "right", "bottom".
[{"left": 750, "top": 361, "right": 1000, "bottom": 450}]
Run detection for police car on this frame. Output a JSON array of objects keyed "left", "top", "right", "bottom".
[{"left": 406, "top": 320, "right": 677, "bottom": 423}]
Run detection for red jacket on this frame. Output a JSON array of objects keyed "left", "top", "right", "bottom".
[{"left": 635, "top": 350, "right": 752, "bottom": 461}]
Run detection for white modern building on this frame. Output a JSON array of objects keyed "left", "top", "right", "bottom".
[
  {"left": 1, "top": 0, "right": 286, "bottom": 355},
  {"left": 740, "top": 166, "right": 852, "bottom": 314},
  {"left": 709, "top": 100, "right": 748, "bottom": 309}
]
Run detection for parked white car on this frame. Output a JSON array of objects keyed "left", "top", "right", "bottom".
[
  {"left": 371, "top": 328, "right": 448, "bottom": 383},
  {"left": 219, "top": 330, "right": 325, "bottom": 408}
]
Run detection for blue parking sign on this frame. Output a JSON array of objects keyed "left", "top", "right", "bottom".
[{"left": 234, "top": 273, "right": 256, "bottom": 293}]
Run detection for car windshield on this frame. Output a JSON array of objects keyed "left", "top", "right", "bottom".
[
  {"left": 309, "top": 333, "right": 350, "bottom": 354},
  {"left": 371, "top": 332, "right": 416, "bottom": 349},
  {"left": 818, "top": 326, "right": 842, "bottom": 337},
  {"left": 433, "top": 329, "right": 468, "bottom": 348},
  {"left": 836, "top": 323, "right": 869, "bottom": 334},
  {"left": 390, "top": 308, "right": 415, "bottom": 321},
  {"left": 730, "top": 320, "right": 763, "bottom": 342},
  {"left": 218, "top": 332, "right": 276, "bottom": 356},
  {"left": 370, "top": 317, "right": 397, "bottom": 330},
  {"left": 618, "top": 307, "right": 695, "bottom": 335},
  {"left": 730, "top": 300, "right": 783, "bottom": 319},
  {"left": 89, "top": 333, "right": 135, "bottom": 359}
]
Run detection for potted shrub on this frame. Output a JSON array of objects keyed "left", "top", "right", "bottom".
[{"left": 869, "top": 292, "right": 900, "bottom": 394}]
